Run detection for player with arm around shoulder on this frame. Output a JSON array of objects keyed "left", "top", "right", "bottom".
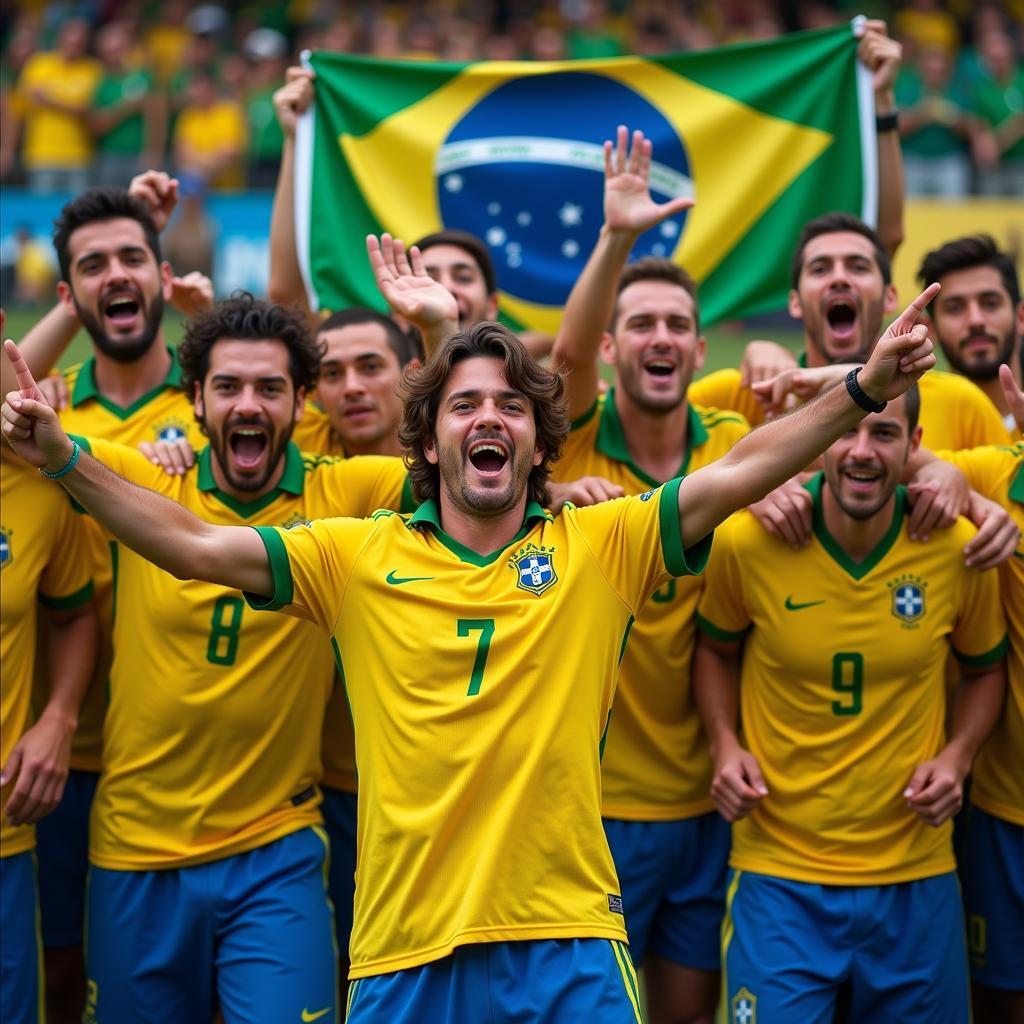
[{"left": 694, "top": 386, "right": 1007, "bottom": 1024}]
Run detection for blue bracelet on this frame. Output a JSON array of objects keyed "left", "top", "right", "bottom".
[{"left": 40, "top": 440, "right": 81, "bottom": 480}]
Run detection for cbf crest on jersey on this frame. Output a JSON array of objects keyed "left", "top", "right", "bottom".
[
  {"left": 153, "top": 417, "right": 191, "bottom": 443},
  {"left": 509, "top": 542, "right": 558, "bottom": 596},
  {"left": 0, "top": 526, "right": 11, "bottom": 570},
  {"left": 888, "top": 573, "right": 927, "bottom": 626},
  {"left": 732, "top": 987, "right": 757, "bottom": 1024}
]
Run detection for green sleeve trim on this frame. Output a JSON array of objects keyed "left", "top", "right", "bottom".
[
  {"left": 399, "top": 473, "right": 416, "bottom": 514},
  {"left": 243, "top": 526, "right": 294, "bottom": 612},
  {"left": 569, "top": 398, "right": 599, "bottom": 432},
  {"left": 953, "top": 635, "right": 1009, "bottom": 668},
  {"left": 658, "top": 477, "right": 713, "bottom": 576},
  {"left": 69, "top": 433, "right": 91, "bottom": 453},
  {"left": 39, "top": 579, "right": 94, "bottom": 611},
  {"left": 695, "top": 612, "right": 747, "bottom": 643}
]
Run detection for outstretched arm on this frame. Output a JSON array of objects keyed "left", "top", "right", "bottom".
[
  {"left": 550, "top": 125, "right": 694, "bottom": 420},
  {"left": 2, "top": 340, "right": 272, "bottom": 596},
  {"left": 676, "top": 286, "right": 939, "bottom": 548}
]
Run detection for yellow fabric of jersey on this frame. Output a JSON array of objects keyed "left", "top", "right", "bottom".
[
  {"left": 40, "top": 352, "right": 203, "bottom": 774},
  {"left": 1, "top": 456, "right": 93, "bottom": 857},
  {"left": 16, "top": 52, "right": 102, "bottom": 169},
  {"left": 174, "top": 100, "right": 247, "bottom": 189},
  {"left": 553, "top": 391, "right": 749, "bottom": 819},
  {"left": 247, "top": 483, "right": 711, "bottom": 978},
  {"left": 79, "top": 437, "right": 408, "bottom": 869},
  {"left": 292, "top": 405, "right": 345, "bottom": 457},
  {"left": 697, "top": 476, "right": 1007, "bottom": 885},
  {"left": 938, "top": 443, "right": 1024, "bottom": 825},
  {"left": 689, "top": 367, "right": 1012, "bottom": 450}
]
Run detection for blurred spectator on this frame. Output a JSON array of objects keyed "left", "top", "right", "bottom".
[
  {"left": 243, "top": 28, "right": 289, "bottom": 188},
  {"left": 174, "top": 69, "right": 247, "bottom": 190},
  {"left": 143, "top": 0, "right": 193, "bottom": 83},
  {"left": 565, "top": 0, "right": 626, "bottom": 59},
  {"left": 894, "top": 0, "right": 960, "bottom": 58},
  {"left": 529, "top": 24, "right": 567, "bottom": 60},
  {"left": 971, "top": 28, "right": 1024, "bottom": 196},
  {"left": 90, "top": 21, "right": 164, "bottom": 187},
  {"left": 6, "top": 18, "right": 102, "bottom": 193},
  {"left": 162, "top": 174, "right": 216, "bottom": 281},
  {"left": 897, "top": 45, "right": 974, "bottom": 196},
  {"left": 12, "top": 225, "right": 57, "bottom": 304},
  {"left": 0, "top": 22, "right": 39, "bottom": 182}
]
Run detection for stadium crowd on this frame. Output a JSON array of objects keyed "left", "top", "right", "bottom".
[
  {"left": 1, "top": 0, "right": 1023, "bottom": 195},
  {"left": 0, "top": 5, "right": 1023, "bottom": 1024}
]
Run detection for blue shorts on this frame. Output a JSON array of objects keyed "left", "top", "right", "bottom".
[
  {"left": 321, "top": 785, "right": 357, "bottom": 962},
  {"left": 36, "top": 767, "right": 98, "bottom": 947},
  {"left": 0, "top": 851, "right": 43, "bottom": 1024},
  {"left": 84, "top": 827, "right": 338, "bottom": 1024},
  {"left": 962, "top": 804, "right": 1024, "bottom": 991},
  {"left": 347, "top": 938, "right": 643, "bottom": 1024},
  {"left": 721, "top": 869, "right": 968, "bottom": 1024},
  {"left": 604, "top": 811, "right": 729, "bottom": 969}
]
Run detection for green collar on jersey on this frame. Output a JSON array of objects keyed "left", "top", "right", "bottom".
[
  {"left": 70, "top": 346, "right": 183, "bottom": 418},
  {"left": 196, "top": 441, "right": 305, "bottom": 518},
  {"left": 805, "top": 471, "right": 907, "bottom": 580},
  {"left": 1009, "top": 459, "right": 1024, "bottom": 505},
  {"left": 585, "top": 386, "right": 708, "bottom": 489},
  {"left": 409, "top": 498, "right": 553, "bottom": 567}
]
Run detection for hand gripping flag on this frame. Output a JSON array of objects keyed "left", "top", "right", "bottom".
[{"left": 295, "top": 22, "right": 876, "bottom": 332}]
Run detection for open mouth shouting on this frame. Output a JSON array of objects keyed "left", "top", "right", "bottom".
[
  {"left": 824, "top": 294, "right": 859, "bottom": 346},
  {"left": 840, "top": 463, "right": 883, "bottom": 495},
  {"left": 466, "top": 437, "right": 510, "bottom": 480},
  {"left": 643, "top": 357, "right": 677, "bottom": 381},
  {"left": 228, "top": 422, "right": 270, "bottom": 472},
  {"left": 102, "top": 288, "right": 144, "bottom": 334}
]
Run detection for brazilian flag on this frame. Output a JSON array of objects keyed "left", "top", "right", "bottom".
[{"left": 295, "top": 23, "right": 876, "bottom": 331}]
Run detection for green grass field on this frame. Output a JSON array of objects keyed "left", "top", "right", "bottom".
[{"left": 1, "top": 304, "right": 806, "bottom": 379}]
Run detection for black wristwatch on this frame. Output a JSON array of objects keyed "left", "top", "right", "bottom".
[
  {"left": 845, "top": 367, "right": 887, "bottom": 413},
  {"left": 875, "top": 110, "right": 899, "bottom": 133}
]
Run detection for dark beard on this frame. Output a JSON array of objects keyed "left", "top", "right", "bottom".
[
  {"left": 941, "top": 329, "right": 1016, "bottom": 383},
  {"left": 77, "top": 291, "right": 165, "bottom": 364}
]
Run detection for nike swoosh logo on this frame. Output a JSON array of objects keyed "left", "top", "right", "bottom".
[
  {"left": 785, "top": 596, "right": 825, "bottom": 611},
  {"left": 386, "top": 570, "right": 435, "bottom": 585},
  {"left": 301, "top": 1009, "right": 332, "bottom": 1023}
]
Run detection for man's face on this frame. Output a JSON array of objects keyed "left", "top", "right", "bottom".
[
  {"left": 823, "top": 394, "right": 921, "bottom": 520},
  {"left": 421, "top": 244, "right": 498, "bottom": 328},
  {"left": 790, "top": 231, "right": 897, "bottom": 364},
  {"left": 604, "top": 279, "right": 705, "bottom": 413},
  {"left": 58, "top": 218, "right": 172, "bottom": 364},
  {"left": 194, "top": 338, "right": 304, "bottom": 494},
  {"left": 425, "top": 355, "right": 543, "bottom": 518},
  {"left": 315, "top": 323, "right": 405, "bottom": 452},
  {"left": 930, "top": 265, "right": 1022, "bottom": 382}
]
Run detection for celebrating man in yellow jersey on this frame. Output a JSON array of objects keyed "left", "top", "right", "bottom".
[
  {"left": 694, "top": 387, "right": 1007, "bottom": 1024},
  {"left": 6, "top": 295, "right": 410, "bottom": 1024},
  {"left": 4, "top": 280, "right": 937, "bottom": 1021},
  {"left": 549, "top": 126, "right": 742, "bottom": 1024}
]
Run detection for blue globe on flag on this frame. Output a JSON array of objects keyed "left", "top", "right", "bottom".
[{"left": 436, "top": 72, "right": 693, "bottom": 307}]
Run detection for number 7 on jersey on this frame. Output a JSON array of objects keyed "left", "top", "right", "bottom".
[{"left": 457, "top": 618, "right": 495, "bottom": 696}]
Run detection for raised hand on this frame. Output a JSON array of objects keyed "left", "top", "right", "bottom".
[
  {"left": 999, "top": 363, "right": 1024, "bottom": 431},
  {"left": 170, "top": 271, "right": 215, "bottom": 317},
  {"left": 367, "top": 233, "right": 459, "bottom": 329},
  {"left": 129, "top": 169, "right": 179, "bottom": 232},
  {"left": 273, "top": 67, "right": 315, "bottom": 138},
  {"left": 2, "top": 339, "right": 74, "bottom": 470},
  {"left": 603, "top": 124, "right": 694, "bottom": 236},
  {"left": 856, "top": 19, "right": 902, "bottom": 100},
  {"left": 859, "top": 284, "right": 939, "bottom": 402}
]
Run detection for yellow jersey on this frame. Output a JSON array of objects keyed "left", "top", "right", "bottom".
[
  {"left": 292, "top": 404, "right": 345, "bottom": 457},
  {"left": 246, "top": 483, "right": 711, "bottom": 978},
  {"left": 553, "top": 391, "right": 749, "bottom": 818},
  {"left": 1, "top": 455, "right": 94, "bottom": 857},
  {"left": 42, "top": 351, "right": 203, "bottom": 774},
  {"left": 690, "top": 367, "right": 1012, "bottom": 451},
  {"left": 77, "top": 437, "right": 408, "bottom": 870},
  {"left": 697, "top": 476, "right": 1007, "bottom": 885},
  {"left": 16, "top": 52, "right": 102, "bottom": 169},
  {"left": 938, "top": 443, "right": 1024, "bottom": 825}
]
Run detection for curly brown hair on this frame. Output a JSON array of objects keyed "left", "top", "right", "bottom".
[
  {"left": 398, "top": 322, "right": 569, "bottom": 506},
  {"left": 178, "top": 292, "right": 324, "bottom": 404}
]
